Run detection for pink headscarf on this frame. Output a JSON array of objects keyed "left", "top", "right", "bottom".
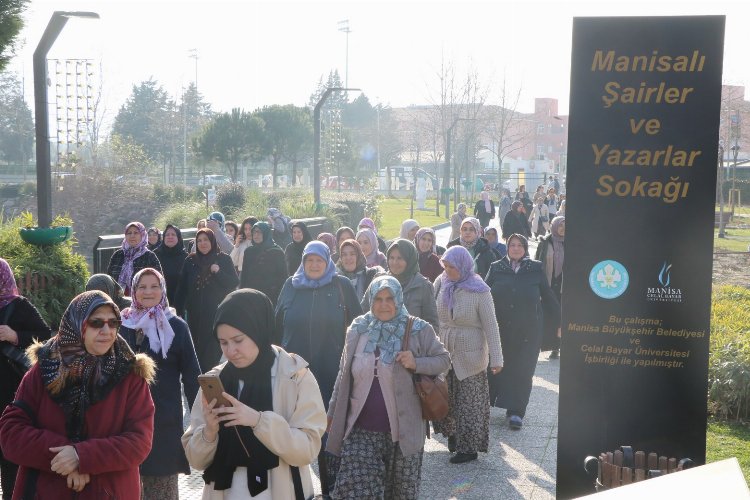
[
  {"left": 121, "top": 268, "right": 176, "bottom": 359},
  {"left": 316, "top": 233, "right": 337, "bottom": 254},
  {"left": 356, "top": 228, "right": 386, "bottom": 268},
  {"left": 0, "top": 258, "right": 20, "bottom": 309},
  {"left": 358, "top": 217, "right": 378, "bottom": 234}
]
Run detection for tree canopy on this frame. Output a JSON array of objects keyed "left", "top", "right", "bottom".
[{"left": 0, "top": 72, "right": 33, "bottom": 163}]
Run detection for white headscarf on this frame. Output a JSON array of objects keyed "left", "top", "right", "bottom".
[{"left": 121, "top": 268, "right": 176, "bottom": 359}]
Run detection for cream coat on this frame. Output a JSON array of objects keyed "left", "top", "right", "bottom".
[{"left": 182, "top": 346, "right": 326, "bottom": 500}]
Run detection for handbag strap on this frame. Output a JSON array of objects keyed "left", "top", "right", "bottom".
[{"left": 400, "top": 315, "right": 415, "bottom": 354}]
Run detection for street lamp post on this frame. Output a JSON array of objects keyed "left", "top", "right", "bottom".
[
  {"left": 337, "top": 20, "right": 351, "bottom": 88},
  {"left": 34, "top": 11, "right": 99, "bottom": 228},
  {"left": 314, "top": 87, "right": 359, "bottom": 207}
]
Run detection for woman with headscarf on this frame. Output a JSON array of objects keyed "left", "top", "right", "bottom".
[
  {"left": 335, "top": 239, "right": 383, "bottom": 301},
  {"left": 515, "top": 184, "right": 533, "bottom": 214},
  {"left": 361, "top": 239, "right": 439, "bottom": 332},
  {"left": 449, "top": 203, "right": 468, "bottom": 241},
  {"left": 535, "top": 215, "right": 565, "bottom": 359},
  {"left": 414, "top": 227, "right": 443, "bottom": 283},
  {"left": 446, "top": 217, "right": 497, "bottom": 279},
  {"left": 0, "top": 259, "right": 52, "bottom": 497},
  {"left": 154, "top": 224, "right": 188, "bottom": 305},
  {"left": 230, "top": 216, "right": 258, "bottom": 273},
  {"left": 473, "top": 191, "right": 495, "bottom": 229},
  {"left": 267, "top": 208, "right": 292, "bottom": 248},
  {"left": 284, "top": 221, "right": 312, "bottom": 275},
  {"left": 502, "top": 201, "right": 532, "bottom": 240},
  {"left": 528, "top": 195, "right": 550, "bottom": 240},
  {"left": 0, "top": 291, "right": 155, "bottom": 499},
  {"left": 484, "top": 227, "right": 507, "bottom": 259},
  {"left": 316, "top": 232, "right": 337, "bottom": 261},
  {"left": 498, "top": 189, "right": 513, "bottom": 226},
  {"left": 327, "top": 276, "right": 450, "bottom": 500},
  {"left": 240, "top": 222, "right": 288, "bottom": 306},
  {"left": 174, "top": 228, "right": 239, "bottom": 371},
  {"left": 147, "top": 227, "right": 162, "bottom": 251},
  {"left": 275, "top": 241, "right": 362, "bottom": 496},
  {"left": 335, "top": 226, "right": 356, "bottom": 250},
  {"left": 399, "top": 219, "right": 420, "bottom": 241},
  {"left": 357, "top": 217, "right": 387, "bottom": 253},
  {"left": 485, "top": 234, "right": 560, "bottom": 430},
  {"left": 432, "top": 246, "right": 503, "bottom": 464},
  {"left": 107, "top": 222, "right": 162, "bottom": 296},
  {"left": 85, "top": 273, "right": 132, "bottom": 310},
  {"left": 182, "top": 289, "right": 327, "bottom": 499},
  {"left": 224, "top": 221, "right": 239, "bottom": 245},
  {"left": 119, "top": 268, "right": 200, "bottom": 499},
  {"left": 356, "top": 228, "right": 387, "bottom": 270}
]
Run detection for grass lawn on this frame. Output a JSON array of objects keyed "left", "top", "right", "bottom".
[
  {"left": 714, "top": 227, "right": 750, "bottom": 253},
  {"left": 707, "top": 420, "right": 750, "bottom": 483},
  {"left": 377, "top": 197, "right": 449, "bottom": 239}
]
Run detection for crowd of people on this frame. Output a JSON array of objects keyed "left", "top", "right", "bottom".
[{"left": 0, "top": 184, "right": 565, "bottom": 499}]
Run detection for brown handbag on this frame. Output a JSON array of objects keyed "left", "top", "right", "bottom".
[{"left": 402, "top": 316, "right": 450, "bottom": 421}]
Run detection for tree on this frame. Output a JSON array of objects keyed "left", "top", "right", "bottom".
[
  {"left": 0, "top": 0, "right": 27, "bottom": 71},
  {"left": 103, "top": 134, "right": 156, "bottom": 177},
  {"left": 84, "top": 62, "right": 107, "bottom": 168},
  {"left": 279, "top": 107, "right": 313, "bottom": 186},
  {"left": 257, "top": 104, "right": 312, "bottom": 188},
  {"left": 195, "top": 108, "right": 265, "bottom": 182},
  {"left": 112, "top": 79, "right": 174, "bottom": 165},
  {"left": 179, "top": 82, "right": 212, "bottom": 178},
  {"left": 0, "top": 71, "right": 33, "bottom": 164}
]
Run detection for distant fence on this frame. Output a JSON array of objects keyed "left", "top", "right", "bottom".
[{"left": 92, "top": 217, "right": 333, "bottom": 274}]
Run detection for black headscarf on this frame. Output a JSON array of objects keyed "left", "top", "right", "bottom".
[
  {"left": 190, "top": 228, "right": 220, "bottom": 284},
  {"left": 285, "top": 221, "right": 312, "bottom": 274},
  {"left": 204, "top": 289, "right": 279, "bottom": 496},
  {"left": 157, "top": 224, "right": 186, "bottom": 257}
]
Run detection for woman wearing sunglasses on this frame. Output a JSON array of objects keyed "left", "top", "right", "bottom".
[{"left": 0, "top": 291, "right": 155, "bottom": 499}]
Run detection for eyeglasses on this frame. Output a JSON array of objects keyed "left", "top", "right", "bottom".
[{"left": 87, "top": 318, "right": 122, "bottom": 329}]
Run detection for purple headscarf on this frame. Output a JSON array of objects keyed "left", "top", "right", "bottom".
[
  {"left": 292, "top": 241, "right": 338, "bottom": 289},
  {"left": 439, "top": 245, "right": 490, "bottom": 309},
  {"left": 358, "top": 217, "right": 378, "bottom": 234},
  {"left": 118, "top": 222, "right": 148, "bottom": 293},
  {"left": 0, "top": 258, "right": 20, "bottom": 309},
  {"left": 316, "top": 232, "right": 337, "bottom": 254},
  {"left": 356, "top": 228, "right": 386, "bottom": 268}
]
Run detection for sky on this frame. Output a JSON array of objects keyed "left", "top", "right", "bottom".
[{"left": 6, "top": 0, "right": 750, "bottom": 129}]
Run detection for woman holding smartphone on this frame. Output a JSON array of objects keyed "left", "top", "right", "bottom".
[{"left": 182, "top": 289, "right": 326, "bottom": 499}]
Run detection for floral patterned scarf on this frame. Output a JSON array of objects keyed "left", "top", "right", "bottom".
[{"left": 121, "top": 268, "right": 176, "bottom": 359}]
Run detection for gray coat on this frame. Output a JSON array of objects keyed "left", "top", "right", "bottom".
[
  {"left": 326, "top": 322, "right": 450, "bottom": 457},
  {"left": 360, "top": 273, "right": 439, "bottom": 333}
]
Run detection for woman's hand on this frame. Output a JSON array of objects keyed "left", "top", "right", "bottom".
[
  {"left": 0, "top": 325, "right": 18, "bottom": 345},
  {"left": 66, "top": 471, "right": 90, "bottom": 492},
  {"left": 490, "top": 366, "right": 503, "bottom": 375},
  {"left": 210, "top": 264, "right": 220, "bottom": 274},
  {"left": 201, "top": 396, "right": 221, "bottom": 442},
  {"left": 216, "top": 392, "right": 261, "bottom": 428},
  {"left": 49, "top": 445, "right": 79, "bottom": 476},
  {"left": 396, "top": 351, "right": 416, "bottom": 371}
]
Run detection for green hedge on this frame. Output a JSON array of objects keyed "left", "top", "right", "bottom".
[
  {"left": 0, "top": 212, "right": 89, "bottom": 329},
  {"left": 709, "top": 285, "right": 750, "bottom": 421}
]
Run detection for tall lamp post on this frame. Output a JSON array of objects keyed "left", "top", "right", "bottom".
[
  {"left": 337, "top": 20, "right": 351, "bottom": 88},
  {"left": 34, "top": 11, "right": 99, "bottom": 228},
  {"left": 314, "top": 87, "right": 359, "bottom": 207}
]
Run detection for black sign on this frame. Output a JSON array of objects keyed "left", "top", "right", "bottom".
[{"left": 557, "top": 16, "right": 725, "bottom": 498}]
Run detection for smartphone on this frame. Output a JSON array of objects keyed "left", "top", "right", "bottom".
[{"left": 197, "top": 374, "right": 232, "bottom": 409}]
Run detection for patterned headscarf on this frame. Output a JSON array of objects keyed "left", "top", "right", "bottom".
[
  {"left": 439, "top": 246, "right": 490, "bottom": 309},
  {"left": 0, "top": 258, "right": 20, "bottom": 309},
  {"left": 121, "top": 268, "right": 176, "bottom": 359},
  {"left": 457, "top": 203, "right": 467, "bottom": 215},
  {"left": 399, "top": 219, "right": 420, "bottom": 240},
  {"left": 459, "top": 217, "right": 482, "bottom": 249},
  {"left": 356, "top": 228, "right": 386, "bottom": 268},
  {"left": 37, "top": 290, "right": 136, "bottom": 441},
  {"left": 118, "top": 222, "right": 148, "bottom": 293},
  {"left": 550, "top": 216, "right": 565, "bottom": 278},
  {"left": 267, "top": 208, "right": 290, "bottom": 234},
  {"left": 316, "top": 232, "right": 337, "bottom": 254},
  {"left": 350, "top": 276, "right": 428, "bottom": 365},
  {"left": 414, "top": 227, "right": 437, "bottom": 255},
  {"left": 292, "top": 241, "right": 338, "bottom": 289},
  {"left": 335, "top": 239, "right": 368, "bottom": 279}
]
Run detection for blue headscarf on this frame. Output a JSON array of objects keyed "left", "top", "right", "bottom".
[
  {"left": 350, "top": 275, "right": 428, "bottom": 365},
  {"left": 291, "top": 241, "right": 337, "bottom": 289}
]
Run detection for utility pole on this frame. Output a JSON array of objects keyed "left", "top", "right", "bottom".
[
  {"left": 189, "top": 49, "right": 198, "bottom": 91},
  {"left": 337, "top": 20, "right": 351, "bottom": 88}
]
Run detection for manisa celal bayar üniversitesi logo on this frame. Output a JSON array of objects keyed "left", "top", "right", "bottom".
[
  {"left": 646, "top": 261, "right": 683, "bottom": 303},
  {"left": 589, "top": 260, "right": 629, "bottom": 299}
]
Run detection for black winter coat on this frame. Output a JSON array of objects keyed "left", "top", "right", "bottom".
[
  {"left": 154, "top": 245, "right": 188, "bottom": 306},
  {"left": 502, "top": 211, "right": 532, "bottom": 239},
  {"left": 120, "top": 315, "right": 200, "bottom": 475},
  {"left": 239, "top": 246, "right": 288, "bottom": 306},
  {"left": 446, "top": 237, "right": 498, "bottom": 280},
  {"left": 173, "top": 252, "right": 238, "bottom": 371},
  {"left": 485, "top": 258, "right": 560, "bottom": 415},
  {"left": 106, "top": 249, "right": 163, "bottom": 295},
  {"left": 474, "top": 199, "right": 496, "bottom": 228},
  {"left": 0, "top": 297, "right": 52, "bottom": 410}
]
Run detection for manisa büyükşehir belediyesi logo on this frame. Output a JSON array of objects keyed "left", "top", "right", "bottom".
[
  {"left": 589, "top": 260, "right": 629, "bottom": 299},
  {"left": 646, "top": 261, "right": 683, "bottom": 303}
]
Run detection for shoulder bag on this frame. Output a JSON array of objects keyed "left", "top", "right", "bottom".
[
  {"left": 401, "top": 315, "right": 449, "bottom": 421},
  {"left": 0, "top": 299, "right": 32, "bottom": 377}
]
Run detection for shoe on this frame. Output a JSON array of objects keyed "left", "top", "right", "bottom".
[
  {"left": 448, "top": 435, "right": 456, "bottom": 453},
  {"left": 548, "top": 349, "right": 559, "bottom": 360},
  {"left": 450, "top": 452, "right": 478, "bottom": 464},
  {"left": 509, "top": 415, "right": 523, "bottom": 430}
]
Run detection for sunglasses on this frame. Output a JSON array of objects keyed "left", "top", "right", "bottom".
[{"left": 87, "top": 318, "right": 122, "bottom": 329}]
